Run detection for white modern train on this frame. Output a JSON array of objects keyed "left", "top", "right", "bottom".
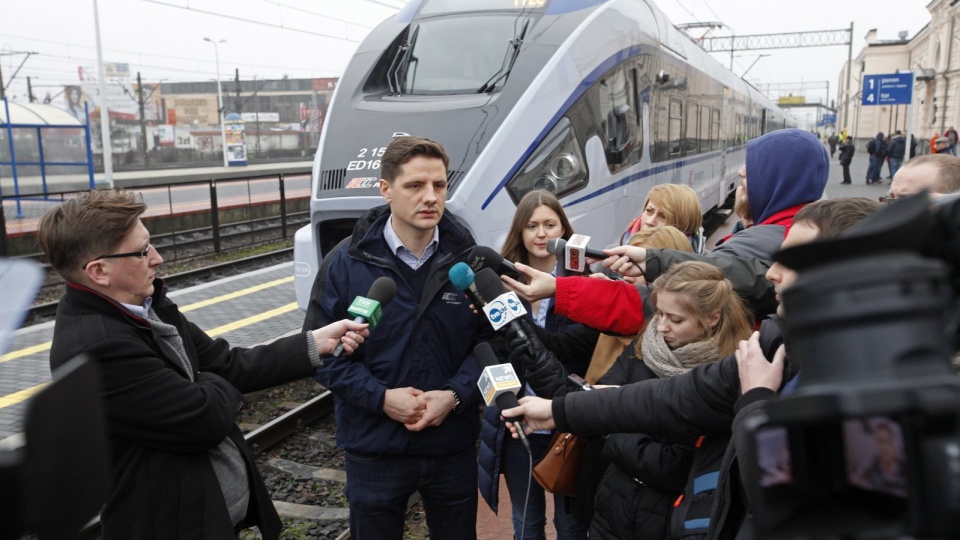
[{"left": 293, "top": 0, "right": 795, "bottom": 309}]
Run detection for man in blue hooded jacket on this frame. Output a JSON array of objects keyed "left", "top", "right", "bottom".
[
  {"left": 304, "top": 135, "right": 499, "bottom": 540},
  {"left": 714, "top": 128, "right": 829, "bottom": 262}
]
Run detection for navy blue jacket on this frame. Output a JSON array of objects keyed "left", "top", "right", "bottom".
[
  {"left": 306, "top": 205, "right": 498, "bottom": 457},
  {"left": 477, "top": 299, "right": 588, "bottom": 513}
]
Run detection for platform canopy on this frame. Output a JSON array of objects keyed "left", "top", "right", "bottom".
[{"left": 0, "top": 102, "right": 83, "bottom": 126}]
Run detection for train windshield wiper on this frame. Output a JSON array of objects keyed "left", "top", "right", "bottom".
[
  {"left": 388, "top": 26, "right": 420, "bottom": 96},
  {"left": 477, "top": 18, "right": 528, "bottom": 94}
]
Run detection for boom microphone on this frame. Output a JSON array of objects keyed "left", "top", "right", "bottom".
[
  {"left": 331, "top": 276, "right": 397, "bottom": 358},
  {"left": 474, "top": 342, "right": 529, "bottom": 449},
  {"left": 467, "top": 245, "right": 523, "bottom": 280},
  {"left": 473, "top": 268, "right": 529, "bottom": 343}
]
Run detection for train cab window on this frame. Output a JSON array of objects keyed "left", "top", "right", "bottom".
[
  {"left": 668, "top": 99, "right": 682, "bottom": 156},
  {"left": 685, "top": 101, "right": 699, "bottom": 155},
  {"left": 376, "top": 15, "right": 532, "bottom": 95},
  {"left": 599, "top": 67, "right": 639, "bottom": 168}
]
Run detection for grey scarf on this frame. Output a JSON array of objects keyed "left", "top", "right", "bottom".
[{"left": 641, "top": 315, "right": 721, "bottom": 378}]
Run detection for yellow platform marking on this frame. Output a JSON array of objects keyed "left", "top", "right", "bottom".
[
  {"left": 0, "top": 278, "right": 298, "bottom": 410},
  {"left": 0, "top": 384, "right": 46, "bottom": 409}
]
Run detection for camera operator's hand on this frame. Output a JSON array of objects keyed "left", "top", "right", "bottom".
[{"left": 736, "top": 331, "right": 786, "bottom": 393}]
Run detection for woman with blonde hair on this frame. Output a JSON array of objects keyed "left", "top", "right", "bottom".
[
  {"left": 586, "top": 260, "right": 753, "bottom": 539},
  {"left": 620, "top": 184, "right": 705, "bottom": 253}
]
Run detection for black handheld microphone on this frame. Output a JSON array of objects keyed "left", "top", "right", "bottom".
[
  {"left": 331, "top": 276, "right": 397, "bottom": 358},
  {"left": 473, "top": 268, "right": 529, "bottom": 343},
  {"left": 474, "top": 342, "right": 529, "bottom": 450},
  {"left": 467, "top": 245, "right": 523, "bottom": 281}
]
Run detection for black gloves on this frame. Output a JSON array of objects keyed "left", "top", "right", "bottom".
[{"left": 504, "top": 317, "right": 577, "bottom": 398}]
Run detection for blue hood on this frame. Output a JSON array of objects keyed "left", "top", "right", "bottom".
[{"left": 745, "top": 129, "right": 829, "bottom": 224}]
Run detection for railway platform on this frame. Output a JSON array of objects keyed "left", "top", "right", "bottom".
[{"left": 0, "top": 142, "right": 905, "bottom": 537}]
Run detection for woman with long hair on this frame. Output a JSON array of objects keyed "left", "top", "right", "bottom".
[
  {"left": 620, "top": 184, "right": 705, "bottom": 253},
  {"left": 589, "top": 261, "right": 753, "bottom": 539},
  {"left": 478, "top": 189, "right": 588, "bottom": 540}
]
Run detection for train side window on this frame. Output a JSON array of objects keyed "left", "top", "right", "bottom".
[
  {"left": 669, "top": 98, "right": 682, "bottom": 156},
  {"left": 701, "top": 105, "right": 711, "bottom": 150},
  {"left": 600, "top": 67, "right": 638, "bottom": 168},
  {"left": 685, "top": 101, "right": 699, "bottom": 155},
  {"left": 711, "top": 109, "right": 721, "bottom": 149}
]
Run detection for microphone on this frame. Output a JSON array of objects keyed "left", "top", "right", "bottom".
[
  {"left": 331, "top": 276, "right": 397, "bottom": 358},
  {"left": 474, "top": 341, "right": 529, "bottom": 450},
  {"left": 467, "top": 245, "right": 523, "bottom": 280},
  {"left": 472, "top": 268, "right": 528, "bottom": 343},
  {"left": 448, "top": 262, "right": 489, "bottom": 308},
  {"left": 546, "top": 236, "right": 609, "bottom": 273}
]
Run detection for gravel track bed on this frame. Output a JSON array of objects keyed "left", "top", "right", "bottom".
[{"left": 239, "top": 379, "right": 429, "bottom": 540}]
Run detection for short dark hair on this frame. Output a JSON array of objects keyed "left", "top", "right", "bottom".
[
  {"left": 792, "top": 197, "right": 880, "bottom": 239},
  {"left": 380, "top": 136, "right": 449, "bottom": 183},
  {"left": 38, "top": 189, "right": 146, "bottom": 281}
]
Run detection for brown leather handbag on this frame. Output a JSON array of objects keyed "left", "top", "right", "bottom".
[{"left": 532, "top": 431, "right": 584, "bottom": 497}]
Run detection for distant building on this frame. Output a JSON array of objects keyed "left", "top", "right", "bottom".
[{"left": 836, "top": 1, "right": 960, "bottom": 145}]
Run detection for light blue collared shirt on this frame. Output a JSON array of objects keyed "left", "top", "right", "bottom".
[
  {"left": 383, "top": 216, "right": 439, "bottom": 270},
  {"left": 120, "top": 296, "right": 153, "bottom": 318}
]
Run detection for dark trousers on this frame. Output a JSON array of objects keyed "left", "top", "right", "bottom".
[
  {"left": 842, "top": 163, "right": 852, "bottom": 184},
  {"left": 345, "top": 447, "right": 478, "bottom": 540}
]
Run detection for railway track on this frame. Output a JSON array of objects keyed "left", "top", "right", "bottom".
[{"left": 77, "top": 388, "right": 352, "bottom": 540}]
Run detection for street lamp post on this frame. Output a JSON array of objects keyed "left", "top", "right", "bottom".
[{"left": 203, "top": 37, "right": 229, "bottom": 167}]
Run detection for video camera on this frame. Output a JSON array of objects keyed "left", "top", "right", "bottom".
[
  {"left": 0, "top": 259, "right": 109, "bottom": 540},
  {"left": 742, "top": 192, "right": 960, "bottom": 539}
]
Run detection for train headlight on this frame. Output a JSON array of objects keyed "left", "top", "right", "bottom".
[{"left": 506, "top": 118, "right": 586, "bottom": 203}]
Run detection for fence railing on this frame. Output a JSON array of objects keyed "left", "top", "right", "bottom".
[{"left": 0, "top": 173, "right": 312, "bottom": 267}]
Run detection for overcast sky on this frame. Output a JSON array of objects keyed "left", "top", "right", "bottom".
[{"left": 1, "top": 0, "right": 933, "bottom": 120}]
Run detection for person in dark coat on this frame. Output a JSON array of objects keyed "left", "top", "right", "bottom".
[
  {"left": 304, "top": 136, "right": 503, "bottom": 540},
  {"left": 838, "top": 136, "right": 855, "bottom": 184},
  {"left": 866, "top": 132, "right": 887, "bottom": 184},
  {"left": 887, "top": 131, "right": 906, "bottom": 180},
  {"left": 502, "top": 197, "right": 881, "bottom": 540},
  {"left": 827, "top": 133, "right": 838, "bottom": 158},
  {"left": 478, "top": 190, "right": 589, "bottom": 540},
  {"left": 38, "top": 190, "right": 369, "bottom": 540}
]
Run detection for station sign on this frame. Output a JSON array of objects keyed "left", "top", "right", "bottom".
[
  {"left": 821, "top": 113, "right": 837, "bottom": 125},
  {"left": 862, "top": 73, "right": 914, "bottom": 106}
]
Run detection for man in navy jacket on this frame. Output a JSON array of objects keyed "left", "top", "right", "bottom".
[{"left": 304, "top": 136, "right": 499, "bottom": 539}]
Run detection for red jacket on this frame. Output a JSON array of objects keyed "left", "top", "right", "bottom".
[{"left": 555, "top": 276, "right": 644, "bottom": 335}]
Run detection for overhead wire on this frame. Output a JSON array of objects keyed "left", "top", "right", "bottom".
[{"left": 142, "top": 0, "right": 361, "bottom": 42}]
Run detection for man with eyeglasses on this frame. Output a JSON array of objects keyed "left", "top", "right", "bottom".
[
  {"left": 38, "top": 189, "right": 370, "bottom": 540},
  {"left": 882, "top": 153, "right": 960, "bottom": 204}
]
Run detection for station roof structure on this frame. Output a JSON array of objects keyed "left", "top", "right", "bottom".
[{"left": 0, "top": 102, "right": 83, "bottom": 126}]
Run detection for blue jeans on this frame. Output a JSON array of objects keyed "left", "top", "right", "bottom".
[
  {"left": 502, "top": 434, "right": 589, "bottom": 540},
  {"left": 345, "top": 447, "right": 478, "bottom": 540},
  {"left": 889, "top": 158, "right": 903, "bottom": 180},
  {"left": 867, "top": 155, "right": 883, "bottom": 182}
]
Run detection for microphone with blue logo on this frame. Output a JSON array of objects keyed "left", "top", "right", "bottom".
[
  {"left": 331, "top": 276, "right": 397, "bottom": 358},
  {"left": 472, "top": 267, "right": 529, "bottom": 343},
  {"left": 448, "top": 262, "right": 489, "bottom": 308}
]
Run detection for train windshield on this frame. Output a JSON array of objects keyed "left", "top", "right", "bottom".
[
  {"left": 420, "top": 0, "right": 550, "bottom": 15},
  {"left": 396, "top": 15, "right": 531, "bottom": 95}
]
